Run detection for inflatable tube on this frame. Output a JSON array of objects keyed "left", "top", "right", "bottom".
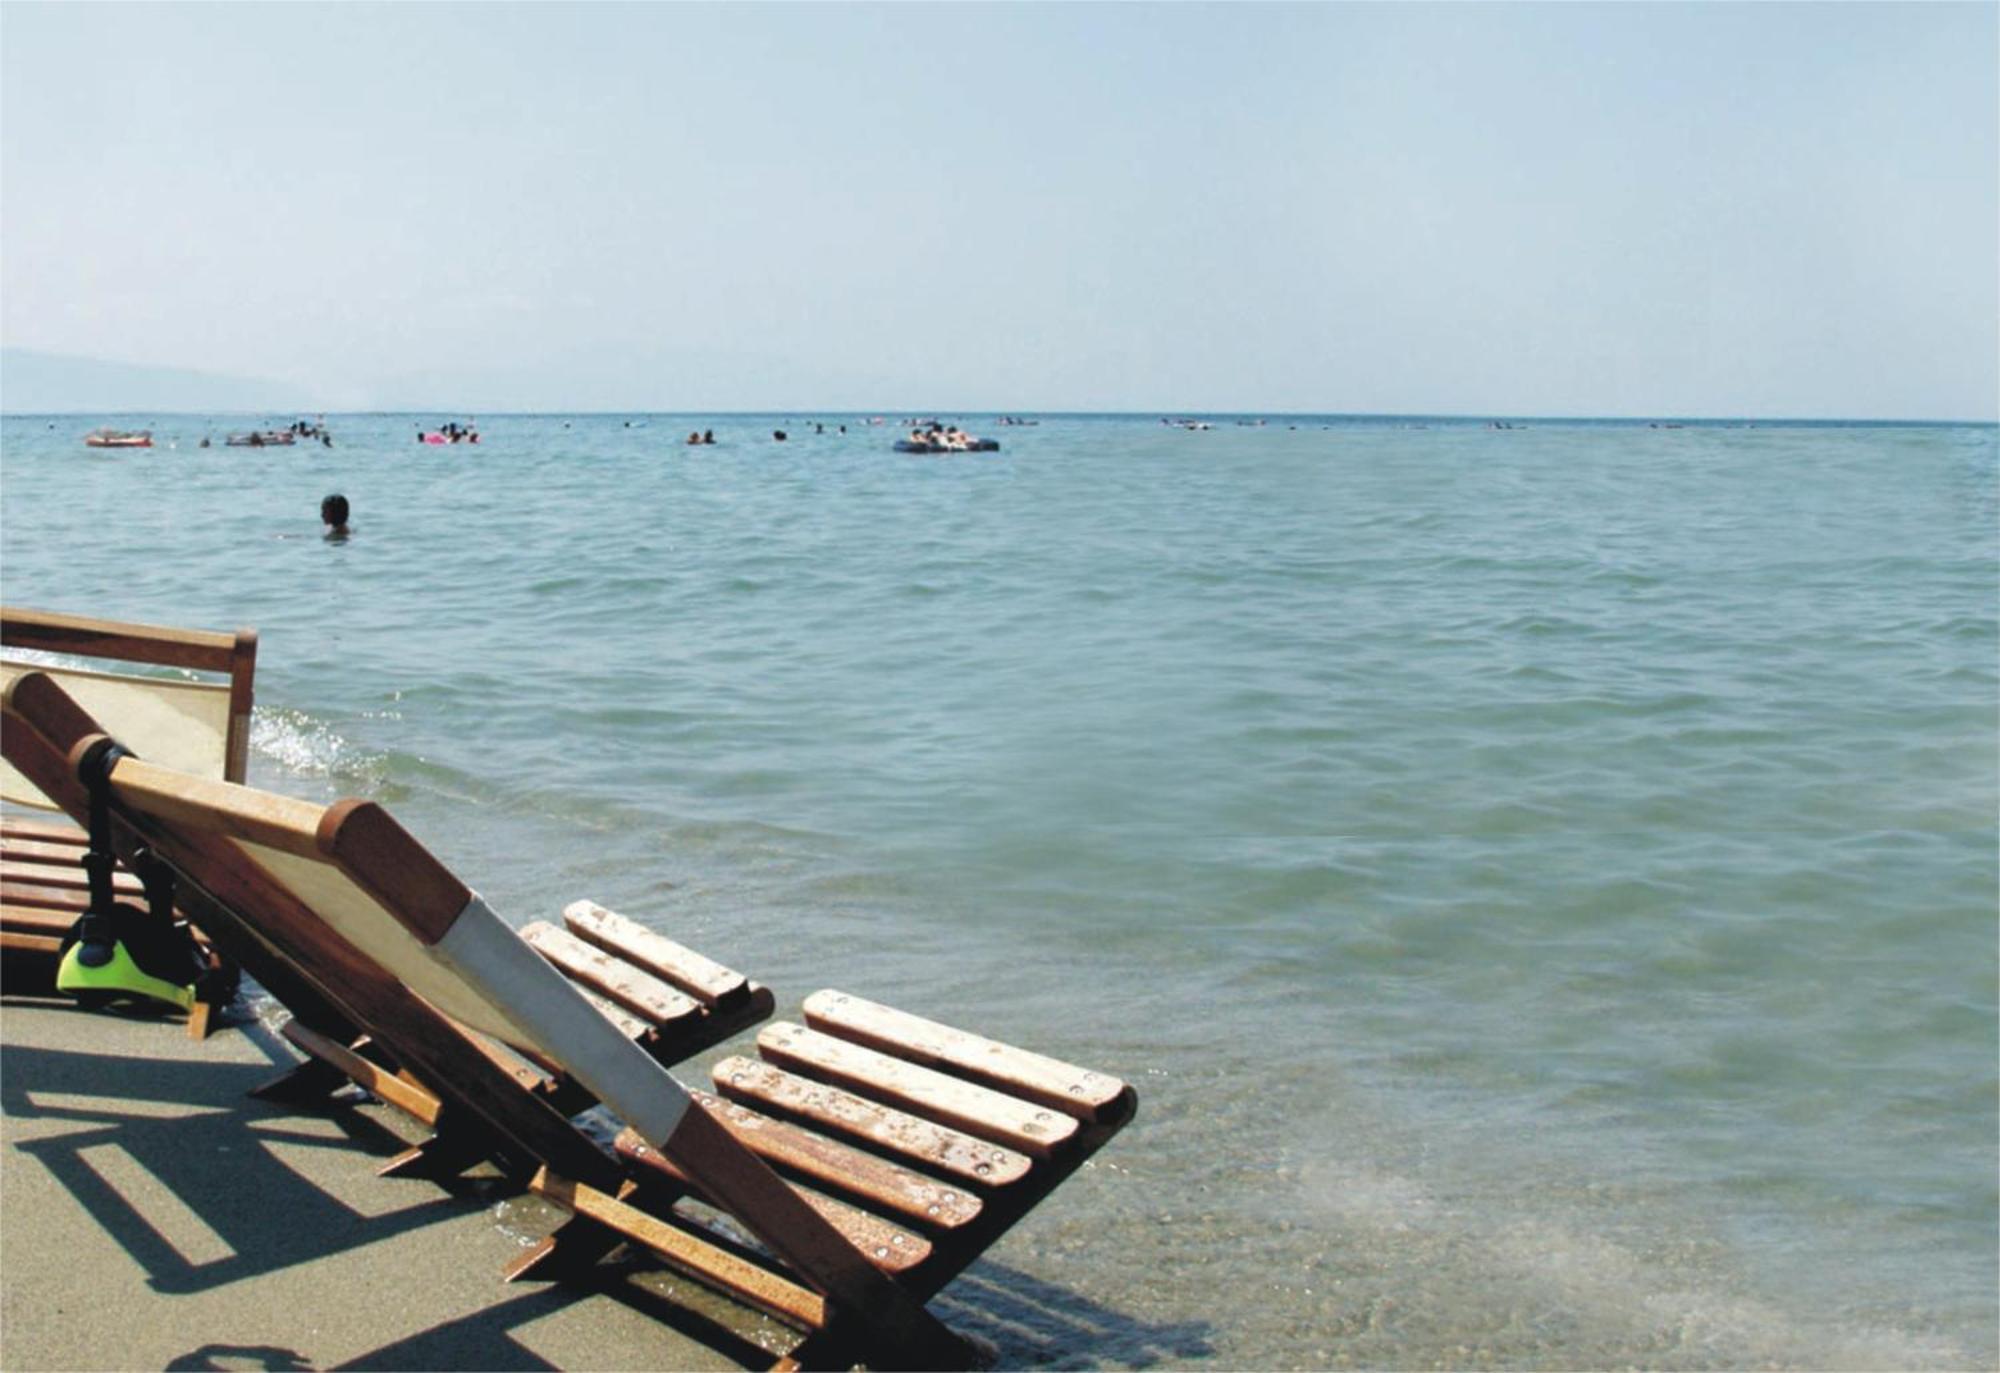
[{"left": 895, "top": 439, "right": 1001, "bottom": 454}]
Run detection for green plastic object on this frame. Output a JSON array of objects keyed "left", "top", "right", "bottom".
[{"left": 55, "top": 937, "right": 196, "bottom": 1012}]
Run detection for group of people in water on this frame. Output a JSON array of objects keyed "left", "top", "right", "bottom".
[
  {"left": 420, "top": 421, "right": 479, "bottom": 444},
  {"left": 687, "top": 422, "right": 855, "bottom": 444},
  {"left": 907, "top": 422, "right": 979, "bottom": 451},
  {"left": 188, "top": 417, "right": 335, "bottom": 448}
]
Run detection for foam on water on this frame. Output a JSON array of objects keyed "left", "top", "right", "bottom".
[
  {"left": 249, "top": 704, "right": 381, "bottom": 782},
  {"left": 2, "top": 411, "right": 1993, "bottom": 1367}
]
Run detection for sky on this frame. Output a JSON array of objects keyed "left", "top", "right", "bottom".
[{"left": 2, "top": 2, "right": 1995, "bottom": 418}]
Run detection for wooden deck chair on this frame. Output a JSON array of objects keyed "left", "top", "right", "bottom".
[
  {"left": 262, "top": 900, "right": 777, "bottom": 1185},
  {"left": 2, "top": 671, "right": 1137, "bottom": 1370},
  {"left": 1, "top": 607, "right": 258, "bottom": 1036}
]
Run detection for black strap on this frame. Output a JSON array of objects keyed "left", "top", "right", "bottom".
[
  {"left": 78, "top": 741, "right": 180, "bottom": 923},
  {"left": 133, "top": 846, "right": 177, "bottom": 925},
  {"left": 77, "top": 739, "right": 131, "bottom": 930}
]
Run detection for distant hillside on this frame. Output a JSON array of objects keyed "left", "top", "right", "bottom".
[{"left": 0, "top": 348, "right": 312, "bottom": 414}]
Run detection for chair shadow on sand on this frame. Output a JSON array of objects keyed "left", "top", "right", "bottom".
[
  {"left": 3, "top": 1004, "right": 1211, "bottom": 1370},
  {"left": 932, "top": 1257, "right": 1218, "bottom": 1368},
  {"left": 1, "top": 1025, "right": 488, "bottom": 1299},
  {"left": 333, "top": 1249, "right": 1219, "bottom": 1372}
]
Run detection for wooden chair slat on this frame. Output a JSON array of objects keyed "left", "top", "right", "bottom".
[
  {"left": 2, "top": 606, "right": 243, "bottom": 672},
  {"left": 0, "top": 816, "right": 87, "bottom": 846},
  {"left": 576, "top": 985, "right": 653, "bottom": 1040},
  {"left": 521, "top": 920, "right": 700, "bottom": 1027},
  {"left": 0, "top": 835, "right": 98, "bottom": 866},
  {"left": 1, "top": 928, "right": 62, "bottom": 956},
  {"left": 0, "top": 903, "right": 77, "bottom": 937},
  {"left": 527, "top": 1169, "right": 831, "bottom": 1331},
  {"left": 757, "top": 1022, "right": 1077, "bottom": 1159},
  {"left": 803, "top": 990, "right": 1133, "bottom": 1123},
  {"left": 563, "top": 900, "right": 751, "bottom": 1010},
  {"left": 680, "top": 1091, "right": 984, "bottom": 1230},
  {"left": 612, "top": 1128, "right": 934, "bottom": 1274},
  {"left": 0, "top": 880, "right": 92, "bottom": 913},
  {"left": 282, "top": 1018, "right": 445, "bottom": 1125},
  {"left": 1, "top": 860, "right": 144, "bottom": 896},
  {"left": 713, "top": 1054, "right": 1032, "bottom": 1188}
]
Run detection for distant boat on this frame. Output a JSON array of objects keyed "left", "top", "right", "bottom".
[
  {"left": 83, "top": 428, "right": 152, "bottom": 448},
  {"left": 226, "top": 430, "right": 296, "bottom": 447}
]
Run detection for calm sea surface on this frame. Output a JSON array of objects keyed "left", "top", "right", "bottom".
[{"left": 3, "top": 413, "right": 1995, "bottom": 1368}]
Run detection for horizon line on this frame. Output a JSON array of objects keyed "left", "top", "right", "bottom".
[{"left": 3, "top": 407, "right": 1995, "bottom": 426}]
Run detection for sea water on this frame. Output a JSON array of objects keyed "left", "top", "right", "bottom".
[{"left": 2, "top": 413, "right": 1994, "bottom": 1369}]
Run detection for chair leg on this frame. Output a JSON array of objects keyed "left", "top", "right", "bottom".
[
  {"left": 378, "top": 1133, "right": 490, "bottom": 1182},
  {"left": 248, "top": 1054, "right": 351, "bottom": 1105},
  {"left": 502, "top": 1211, "right": 630, "bottom": 1283}
]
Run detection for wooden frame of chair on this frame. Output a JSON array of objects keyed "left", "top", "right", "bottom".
[
  {"left": 1, "top": 606, "right": 258, "bottom": 781},
  {"left": 4, "top": 671, "right": 1137, "bottom": 1370},
  {"left": 1, "top": 607, "right": 259, "bottom": 1036},
  {"left": 259, "top": 902, "right": 778, "bottom": 1184}
]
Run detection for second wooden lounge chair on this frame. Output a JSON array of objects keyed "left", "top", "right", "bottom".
[
  {"left": 1, "top": 606, "right": 259, "bottom": 1034},
  {"left": 3, "top": 671, "right": 1136, "bottom": 1370}
]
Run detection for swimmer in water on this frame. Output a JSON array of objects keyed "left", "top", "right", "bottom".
[{"left": 320, "top": 493, "right": 352, "bottom": 541}]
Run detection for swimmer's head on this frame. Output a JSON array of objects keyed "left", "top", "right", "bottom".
[{"left": 320, "top": 493, "right": 350, "bottom": 528}]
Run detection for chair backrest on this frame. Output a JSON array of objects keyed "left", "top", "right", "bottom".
[
  {"left": 0, "top": 607, "right": 257, "bottom": 808},
  {"left": 0, "top": 667, "right": 695, "bottom": 1149}
]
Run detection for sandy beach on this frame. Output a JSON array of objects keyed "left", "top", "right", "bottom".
[{"left": 0, "top": 994, "right": 763, "bottom": 1372}]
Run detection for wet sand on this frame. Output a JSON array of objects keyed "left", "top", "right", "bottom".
[{"left": 0, "top": 995, "right": 755, "bottom": 1371}]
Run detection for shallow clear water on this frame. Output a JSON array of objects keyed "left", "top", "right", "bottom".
[{"left": 3, "top": 412, "right": 1995, "bottom": 1368}]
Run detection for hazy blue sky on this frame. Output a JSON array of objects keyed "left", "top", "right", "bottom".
[{"left": 3, "top": 3, "right": 1994, "bottom": 417}]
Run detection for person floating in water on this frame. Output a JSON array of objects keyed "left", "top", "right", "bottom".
[
  {"left": 320, "top": 493, "right": 351, "bottom": 541},
  {"left": 703, "top": 429, "right": 715, "bottom": 444}
]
